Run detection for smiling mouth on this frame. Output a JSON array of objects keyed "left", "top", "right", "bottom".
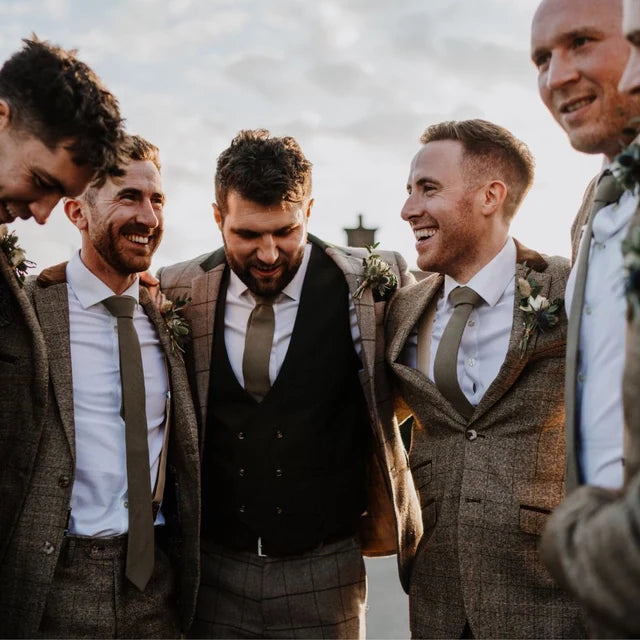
[
  {"left": 0, "top": 201, "right": 20, "bottom": 222},
  {"left": 414, "top": 227, "right": 438, "bottom": 242},
  {"left": 124, "top": 233, "right": 151, "bottom": 245},
  {"left": 560, "top": 96, "right": 595, "bottom": 114},
  {"left": 251, "top": 264, "right": 282, "bottom": 277}
]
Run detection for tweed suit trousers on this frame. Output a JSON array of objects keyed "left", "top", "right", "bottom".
[
  {"left": 190, "top": 536, "right": 367, "bottom": 639},
  {"left": 37, "top": 533, "right": 179, "bottom": 638}
]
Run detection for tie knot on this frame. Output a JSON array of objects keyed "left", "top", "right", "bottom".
[
  {"left": 449, "top": 286, "right": 482, "bottom": 308},
  {"left": 103, "top": 295, "right": 136, "bottom": 319},
  {"left": 594, "top": 170, "right": 624, "bottom": 208},
  {"left": 252, "top": 293, "right": 276, "bottom": 307}
]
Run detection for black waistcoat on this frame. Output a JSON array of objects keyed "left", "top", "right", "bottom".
[{"left": 201, "top": 244, "right": 370, "bottom": 554}]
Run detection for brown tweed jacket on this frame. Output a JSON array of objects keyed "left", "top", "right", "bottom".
[
  {"left": 565, "top": 176, "right": 597, "bottom": 492},
  {"left": 0, "top": 230, "right": 48, "bottom": 577},
  {"left": 157, "top": 234, "right": 423, "bottom": 592},
  {"left": 386, "top": 242, "right": 586, "bottom": 639},
  {"left": 540, "top": 204, "right": 640, "bottom": 638},
  {"left": 0, "top": 263, "right": 201, "bottom": 638}
]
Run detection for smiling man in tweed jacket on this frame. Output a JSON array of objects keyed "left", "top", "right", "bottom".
[
  {"left": 158, "top": 129, "right": 422, "bottom": 639},
  {"left": 386, "top": 120, "right": 585, "bottom": 638}
]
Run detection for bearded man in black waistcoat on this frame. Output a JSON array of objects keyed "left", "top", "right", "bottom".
[{"left": 158, "top": 129, "right": 422, "bottom": 639}]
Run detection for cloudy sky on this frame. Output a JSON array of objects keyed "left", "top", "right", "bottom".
[{"left": 3, "top": 0, "right": 603, "bottom": 273}]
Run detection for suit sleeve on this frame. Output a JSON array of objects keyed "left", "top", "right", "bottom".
[{"left": 539, "top": 475, "right": 640, "bottom": 635}]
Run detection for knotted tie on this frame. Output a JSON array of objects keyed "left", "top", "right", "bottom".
[
  {"left": 565, "top": 170, "right": 624, "bottom": 488},
  {"left": 102, "top": 295, "right": 154, "bottom": 591},
  {"left": 433, "top": 286, "right": 483, "bottom": 420},
  {"left": 242, "top": 295, "right": 276, "bottom": 402}
]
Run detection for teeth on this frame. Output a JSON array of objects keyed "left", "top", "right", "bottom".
[
  {"left": 2, "top": 202, "right": 17, "bottom": 220},
  {"left": 564, "top": 98, "right": 592, "bottom": 113},
  {"left": 415, "top": 228, "right": 437, "bottom": 240},
  {"left": 125, "top": 234, "right": 149, "bottom": 245}
]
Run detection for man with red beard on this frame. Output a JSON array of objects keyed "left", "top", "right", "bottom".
[
  {"left": 3, "top": 135, "right": 201, "bottom": 638},
  {"left": 159, "top": 129, "right": 422, "bottom": 639}
]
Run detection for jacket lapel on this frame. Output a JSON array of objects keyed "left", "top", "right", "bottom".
[
  {"left": 32, "top": 280, "right": 75, "bottom": 458},
  {"left": 471, "top": 258, "right": 553, "bottom": 423}
]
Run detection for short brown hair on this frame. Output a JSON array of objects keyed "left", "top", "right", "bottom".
[
  {"left": 83, "top": 134, "right": 160, "bottom": 205},
  {"left": 0, "top": 36, "right": 126, "bottom": 186},
  {"left": 420, "top": 119, "right": 535, "bottom": 220},
  {"left": 215, "top": 129, "right": 312, "bottom": 215}
]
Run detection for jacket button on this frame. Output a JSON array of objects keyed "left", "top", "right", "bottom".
[
  {"left": 275, "top": 468, "right": 283, "bottom": 477},
  {"left": 466, "top": 429, "right": 477, "bottom": 441},
  {"left": 238, "top": 432, "right": 245, "bottom": 440},
  {"left": 275, "top": 430, "right": 283, "bottom": 439},
  {"left": 239, "top": 468, "right": 245, "bottom": 477},
  {"left": 42, "top": 541, "right": 55, "bottom": 555},
  {"left": 239, "top": 505, "right": 246, "bottom": 513},
  {"left": 58, "top": 475, "right": 70, "bottom": 488},
  {"left": 275, "top": 506, "right": 283, "bottom": 515}
]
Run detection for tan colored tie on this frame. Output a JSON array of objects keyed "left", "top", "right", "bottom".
[
  {"left": 433, "top": 286, "right": 483, "bottom": 420},
  {"left": 242, "top": 295, "right": 276, "bottom": 402},
  {"left": 102, "top": 295, "right": 154, "bottom": 591},
  {"left": 565, "top": 170, "right": 624, "bottom": 489}
]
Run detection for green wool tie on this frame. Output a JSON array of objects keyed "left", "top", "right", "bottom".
[
  {"left": 102, "top": 295, "right": 154, "bottom": 591},
  {"left": 433, "top": 286, "right": 483, "bottom": 420}
]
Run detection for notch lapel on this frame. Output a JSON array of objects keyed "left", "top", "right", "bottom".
[{"left": 32, "top": 282, "right": 75, "bottom": 458}]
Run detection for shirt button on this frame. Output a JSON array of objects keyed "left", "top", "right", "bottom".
[
  {"left": 585, "top": 306, "right": 592, "bottom": 315},
  {"left": 42, "top": 541, "right": 55, "bottom": 555},
  {"left": 468, "top": 320, "right": 475, "bottom": 327},
  {"left": 239, "top": 505, "right": 246, "bottom": 514},
  {"left": 275, "top": 430, "right": 284, "bottom": 439},
  {"left": 577, "top": 373, "right": 585, "bottom": 383},
  {"left": 275, "top": 468, "right": 283, "bottom": 477},
  {"left": 239, "top": 468, "right": 245, "bottom": 477},
  {"left": 238, "top": 432, "right": 245, "bottom": 440},
  {"left": 124, "top": 500, "right": 129, "bottom": 508},
  {"left": 58, "top": 475, "right": 70, "bottom": 488},
  {"left": 466, "top": 429, "right": 478, "bottom": 441},
  {"left": 275, "top": 506, "right": 283, "bottom": 515},
  {"left": 467, "top": 358, "right": 475, "bottom": 367}
]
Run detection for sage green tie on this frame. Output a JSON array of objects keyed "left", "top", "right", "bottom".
[
  {"left": 565, "top": 170, "right": 625, "bottom": 489},
  {"left": 242, "top": 295, "right": 276, "bottom": 402},
  {"left": 433, "top": 286, "right": 483, "bottom": 420},
  {"left": 102, "top": 295, "right": 154, "bottom": 591}
]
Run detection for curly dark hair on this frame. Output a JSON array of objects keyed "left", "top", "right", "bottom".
[
  {"left": 0, "top": 36, "right": 126, "bottom": 186},
  {"left": 420, "top": 119, "right": 535, "bottom": 221},
  {"left": 215, "top": 129, "right": 312, "bottom": 215}
]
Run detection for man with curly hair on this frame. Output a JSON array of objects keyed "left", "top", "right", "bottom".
[
  {"left": 0, "top": 36, "right": 126, "bottom": 637},
  {"left": 159, "top": 129, "right": 422, "bottom": 639}
]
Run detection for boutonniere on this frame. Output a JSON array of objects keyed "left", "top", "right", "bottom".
[
  {"left": 0, "top": 226, "right": 35, "bottom": 286},
  {"left": 612, "top": 140, "right": 640, "bottom": 192},
  {"left": 160, "top": 294, "right": 191, "bottom": 354},
  {"left": 623, "top": 223, "right": 640, "bottom": 319},
  {"left": 353, "top": 243, "right": 398, "bottom": 302},
  {"left": 517, "top": 267, "right": 564, "bottom": 357}
]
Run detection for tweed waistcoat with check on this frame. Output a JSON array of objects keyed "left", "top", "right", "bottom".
[{"left": 202, "top": 244, "right": 370, "bottom": 554}]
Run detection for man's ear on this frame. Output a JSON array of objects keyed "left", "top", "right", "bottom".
[
  {"left": 212, "top": 202, "right": 223, "bottom": 230},
  {"left": 0, "top": 100, "right": 11, "bottom": 132},
  {"left": 64, "top": 198, "right": 88, "bottom": 231},
  {"left": 305, "top": 198, "right": 314, "bottom": 219},
  {"left": 480, "top": 180, "right": 507, "bottom": 217}
]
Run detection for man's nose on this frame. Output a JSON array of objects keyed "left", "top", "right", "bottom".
[
  {"left": 28, "top": 193, "right": 62, "bottom": 225},
  {"left": 257, "top": 235, "right": 278, "bottom": 264}
]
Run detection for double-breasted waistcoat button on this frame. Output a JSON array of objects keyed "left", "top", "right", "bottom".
[
  {"left": 42, "top": 541, "right": 54, "bottom": 555},
  {"left": 58, "top": 475, "right": 70, "bottom": 488},
  {"left": 466, "top": 429, "right": 478, "bottom": 441}
]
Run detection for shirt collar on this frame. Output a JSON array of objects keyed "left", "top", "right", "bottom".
[
  {"left": 228, "top": 242, "right": 312, "bottom": 303},
  {"left": 66, "top": 251, "right": 140, "bottom": 310},
  {"left": 443, "top": 236, "right": 516, "bottom": 309}
]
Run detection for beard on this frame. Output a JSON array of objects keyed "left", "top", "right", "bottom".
[
  {"left": 225, "top": 242, "right": 306, "bottom": 297},
  {"left": 89, "top": 219, "right": 161, "bottom": 275}
]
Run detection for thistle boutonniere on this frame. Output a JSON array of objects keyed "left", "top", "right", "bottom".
[
  {"left": 612, "top": 141, "right": 640, "bottom": 192},
  {"left": 622, "top": 223, "right": 640, "bottom": 319},
  {"left": 160, "top": 294, "right": 191, "bottom": 354},
  {"left": 352, "top": 243, "right": 399, "bottom": 302},
  {"left": 0, "top": 226, "right": 35, "bottom": 286},
  {"left": 517, "top": 266, "right": 564, "bottom": 357}
]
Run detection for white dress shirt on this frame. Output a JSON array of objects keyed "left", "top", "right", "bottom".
[
  {"left": 429, "top": 238, "right": 516, "bottom": 405},
  {"left": 224, "top": 242, "right": 361, "bottom": 388},
  {"left": 566, "top": 185, "right": 636, "bottom": 489},
  {"left": 66, "top": 252, "right": 168, "bottom": 536}
]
